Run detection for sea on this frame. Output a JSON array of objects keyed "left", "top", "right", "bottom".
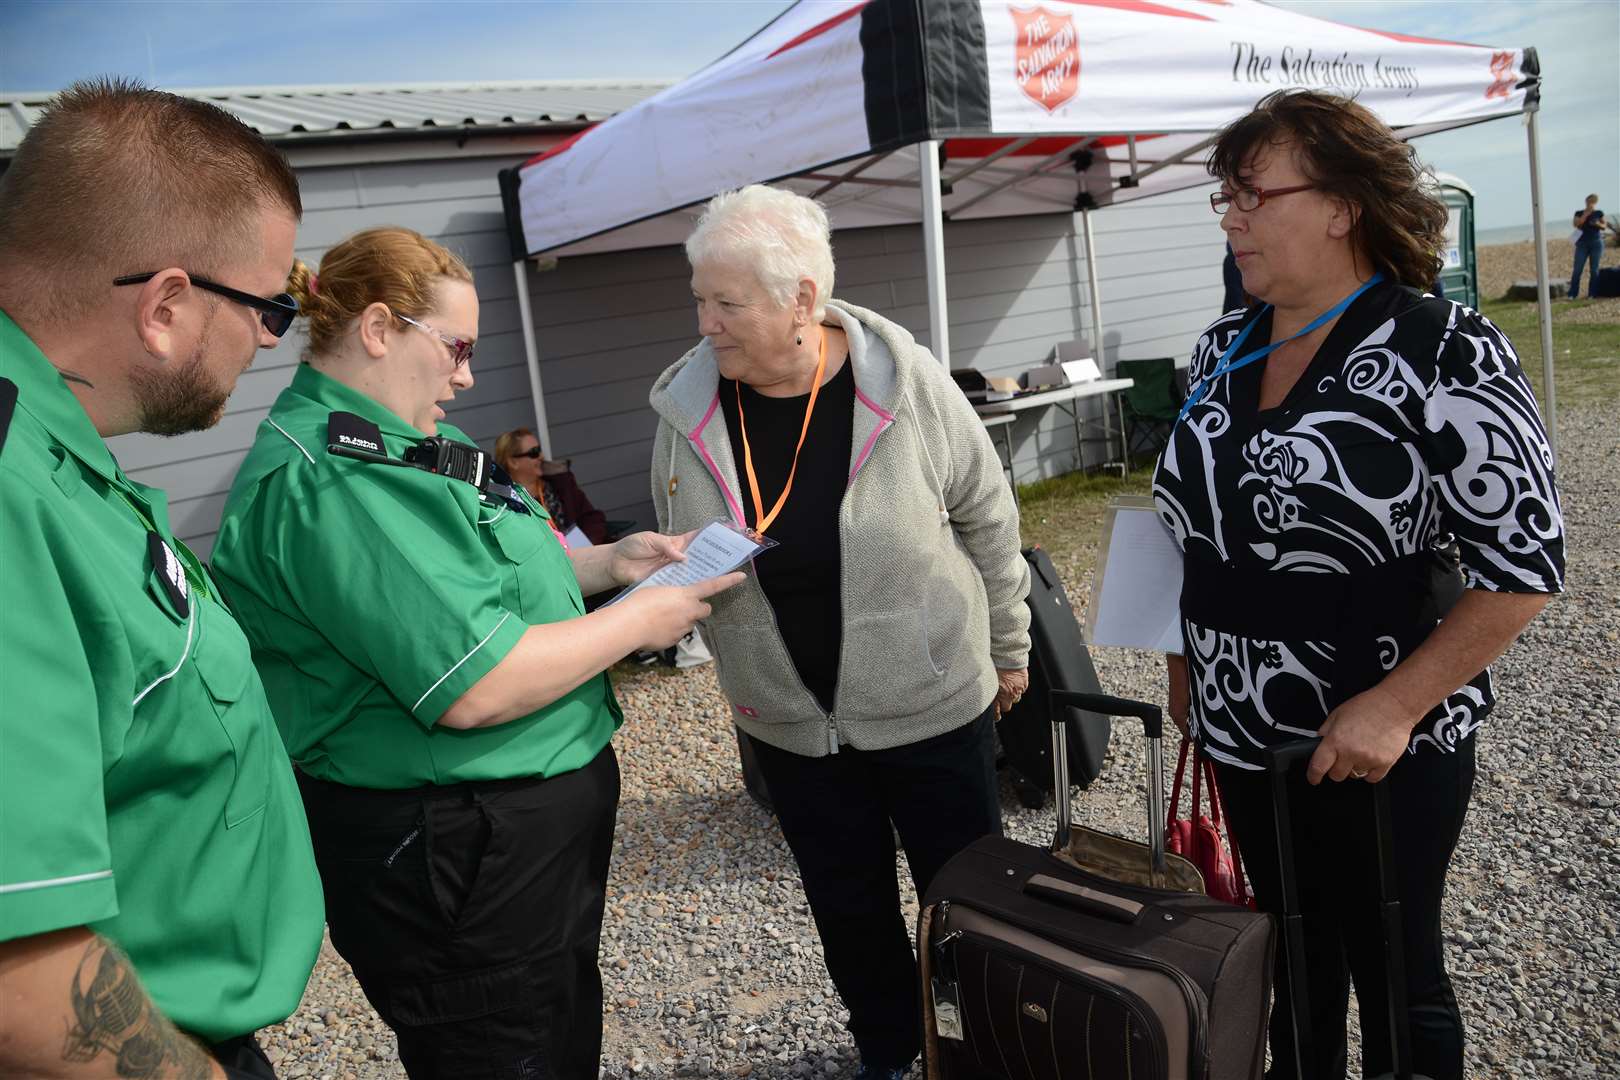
[{"left": 1477, "top": 223, "right": 1573, "bottom": 247}]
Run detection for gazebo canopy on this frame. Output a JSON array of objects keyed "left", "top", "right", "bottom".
[
  {"left": 497, "top": 0, "right": 1559, "bottom": 456},
  {"left": 503, "top": 0, "right": 1537, "bottom": 258}
]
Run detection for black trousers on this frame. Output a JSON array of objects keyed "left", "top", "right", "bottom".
[
  {"left": 1215, "top": 738, "right": 1476, "bottom": 1080},
  {"left": 748, "top": 707, "right": 1003, "bottom": 1069},
  {"left": 298, "top": 745, "right": 619, "bottom": 1080},
  {"left": 211, "top": 1034, "right": 275, "bottom": 1078}
]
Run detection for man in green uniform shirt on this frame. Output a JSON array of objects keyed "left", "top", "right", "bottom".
[{"left": 0, "top": 79, "right": 323, "bottom": 1079}]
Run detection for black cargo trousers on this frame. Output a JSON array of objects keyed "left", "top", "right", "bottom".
[{"left": 298, "top": 745, "right": 619, "bottom": 1080}]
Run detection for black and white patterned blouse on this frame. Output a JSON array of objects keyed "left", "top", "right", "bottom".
[{"left": 1152, "top": 282, "right": 1565, "bottom": 769}]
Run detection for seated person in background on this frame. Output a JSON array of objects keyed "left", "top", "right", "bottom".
[{"left": 496, "top": 426, "right": 609, "bottom": 544}]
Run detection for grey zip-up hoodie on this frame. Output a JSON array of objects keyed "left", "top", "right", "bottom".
[{"left": 649, "top": 300, "right": 1031, "bottom": 757}]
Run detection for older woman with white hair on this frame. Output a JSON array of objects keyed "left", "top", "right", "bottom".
[{"left": 649, "top": 185, "right": 1030, "bottom": 1075}]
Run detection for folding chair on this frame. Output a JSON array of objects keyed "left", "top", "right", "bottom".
[{"left": 1115, "top": 357, "right": 1184, "bottom": 462}]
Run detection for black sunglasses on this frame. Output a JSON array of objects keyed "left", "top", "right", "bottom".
[
  {"left": 514, "top": 446, "right": 544, "bottom": 459},
  {"left": 113, "top": 272, "right": 300, "bottom": 338}
]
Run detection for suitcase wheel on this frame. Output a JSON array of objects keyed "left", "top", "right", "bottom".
[{"left": 1013, "top": 776, "right": 1047, "bottom": 810}]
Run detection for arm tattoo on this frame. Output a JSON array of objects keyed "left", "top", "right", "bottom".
[
  {"left": 58, "top": 370, "right": 95, "bottom": 389},
  {"left": 61, "top": 937, "right": 213, "bottom": 1079}
]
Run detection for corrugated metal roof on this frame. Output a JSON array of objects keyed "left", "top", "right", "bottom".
[{"left": 0, "top": 79, "right": 671, "bottom": 153}]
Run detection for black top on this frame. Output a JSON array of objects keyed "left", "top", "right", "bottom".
[
  {"left": 1575, "top": 206, "right": 1606, "bottom": 239},
  {"left": 1152, "top": 280, "right": 1564, "bottom": 768},
  {"left": 719, "top": 359, "right": 855, "bottom": 713}
]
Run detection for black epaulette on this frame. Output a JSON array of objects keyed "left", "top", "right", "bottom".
[
  {"left": 327, "top": 411, "right": 387, "bottom": 459},
  {"left": 0, "top": 378, "right": 16, "bottom": 459},
  {"left": 323, "top": 409, "right": 530, "bottom": 515}
]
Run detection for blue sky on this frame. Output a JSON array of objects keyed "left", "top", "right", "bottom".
[{"left": 1, "top": 0, "right": 1613, "bottom": 230}]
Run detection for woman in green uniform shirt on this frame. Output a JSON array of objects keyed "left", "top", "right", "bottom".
[{"left": 211, "top": 227, "right": 741, "bottom": 1079}]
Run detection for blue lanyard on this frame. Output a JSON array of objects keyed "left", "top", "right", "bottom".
[{"left": 1176, "top": 273, "right": 1384, "bottom": 423}]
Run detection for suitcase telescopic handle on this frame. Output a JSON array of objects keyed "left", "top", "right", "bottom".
[
  {"left": 1263, "top": 738, "right": 1319, "bottom": 773},
  {"left": 1046, "top": 690, "right": 1167, "bottom": 879},
  {"left": 1264, "top": 737, "right": 1412, "bottom": 1080},
  {"left": 1050, "top": 690, "right": 1163, "bottom": 738}
]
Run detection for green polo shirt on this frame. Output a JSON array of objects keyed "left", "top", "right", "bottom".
[
  {"left": 211, "top": 364, "right": 621, "bottom": 790},
  {"left": 0, "top": 310, "right": 323, "bottom": 1044}
]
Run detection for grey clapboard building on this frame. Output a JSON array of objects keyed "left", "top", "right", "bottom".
[{"left": 1, "top": 80, "right": 1228, "bottom": 558}]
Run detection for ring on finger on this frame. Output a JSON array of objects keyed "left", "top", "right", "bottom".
[{"left": 1351, "top": 769, "right": 1369, "bottom": 779}]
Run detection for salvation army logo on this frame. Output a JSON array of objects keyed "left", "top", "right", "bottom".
[
  {"left": 1011, "top": 6, "right": 1080, "bottom": 113},
  {"left": 1484, "top": 51, "right": 1515, "bottom": 100}
]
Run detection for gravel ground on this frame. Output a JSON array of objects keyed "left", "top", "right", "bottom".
[{"left": 262, "top": 395, "right": 1618, "bottom": 1079}]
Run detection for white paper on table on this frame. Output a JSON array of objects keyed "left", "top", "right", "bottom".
[
  {"left": 1061, "top": 357, "right": 1102, "bottom": 384},
  {"left": 601, "top": 520, "right": 769, "bottom": 606},
  {"left": 563, "top": 525, "right": 592, "bottom": 549},
  {"left": 1086, "top": 496, "right": 1184, "bottom": 654}
]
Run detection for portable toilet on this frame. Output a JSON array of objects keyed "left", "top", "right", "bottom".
[{"left": 1433, "top": 172, "right": 1477, "bottom": 309}]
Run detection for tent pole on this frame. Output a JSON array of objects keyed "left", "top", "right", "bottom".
[
  {"left": 511, "top": 258, "right": 554, "bottom": 457},
  {"left": 1524, "top": 106, "right": 1557, "bottom": 458},
  {"left": 1082, "top": 208, "right": 1105, "bottom": 362},
  {"left": 918, "top": 140, "right": 951, "bottom": 366}
]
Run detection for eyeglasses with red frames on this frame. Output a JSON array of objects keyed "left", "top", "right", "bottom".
[
  {"left": 1210, "top": 184, "right": 1317, "bottom": 215},
  {"left": 393, "top": 312, "right": 475, "bottom": 367}
]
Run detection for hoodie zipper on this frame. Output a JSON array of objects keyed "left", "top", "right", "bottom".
[
  {"left": 684, "top": 381, "right": 897, "bottom": 758},
  {"left": 685, "top": 424, "right": 841, "bottom": 750},
  {"left": 824, "top": 399, "right": 896, "bottom": 756}
]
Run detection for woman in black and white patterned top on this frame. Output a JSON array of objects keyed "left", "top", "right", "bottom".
[{"left": 1154, "top": 91, "right": 1563, "bottom": 1080}]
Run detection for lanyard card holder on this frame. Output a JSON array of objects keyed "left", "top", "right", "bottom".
[
  {"left": 701, "top": 518, "right": 780, "bottom": 558},
  {"left": 601, "top": 519, "right": 776, "bottom": 607}
]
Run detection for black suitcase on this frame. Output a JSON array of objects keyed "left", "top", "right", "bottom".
[
  {"left": 1264, "top": 739, "right": 1414, "bottom": 1080},
  {"left": 996, "top": 547, "right": 1111, "bottom": 807},
  {"left": 735, "top": 726, "right": 773, "bottom": 814},
  {"left": 922, "top": 692, "right": 1275, "bottom": 1080},
  {"left": 1593, "top": 265, "right": 1620, "bottom": 298}
]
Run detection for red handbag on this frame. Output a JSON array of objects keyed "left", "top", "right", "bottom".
[{"left": 1166, "top": 740, "right": 1255, "bottom": 909}]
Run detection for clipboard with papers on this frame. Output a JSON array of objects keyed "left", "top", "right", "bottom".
[
  {"left": 1085, "top": 496, "right": 1184, "bottom": 654},
  {"left": 601, "top": 519, "right": 774, "bottom": 606}
]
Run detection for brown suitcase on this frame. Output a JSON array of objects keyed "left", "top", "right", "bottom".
[{"left": 920, "top": 691, "right": 1275, "bottom": 1080}]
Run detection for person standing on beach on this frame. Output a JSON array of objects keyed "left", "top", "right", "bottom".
[{"left": 1570, "top": 193, "right": 1605, "bottom": 299}]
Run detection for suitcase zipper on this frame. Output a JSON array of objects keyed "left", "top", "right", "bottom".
[
  {"left": 948, "top": 897, "right": 1211, "bottom": 1080},
  {"left": 947, "top": 923, "right": 1168, "bottom": 1079}
]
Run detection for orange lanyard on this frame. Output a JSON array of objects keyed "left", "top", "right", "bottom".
[{"left": 735, "top": 328, "right": 828, "bottom": 536}]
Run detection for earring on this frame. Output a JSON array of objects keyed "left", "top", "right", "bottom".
[{"left": 795, "top": 332, "right": 803, "bottom": 346}]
